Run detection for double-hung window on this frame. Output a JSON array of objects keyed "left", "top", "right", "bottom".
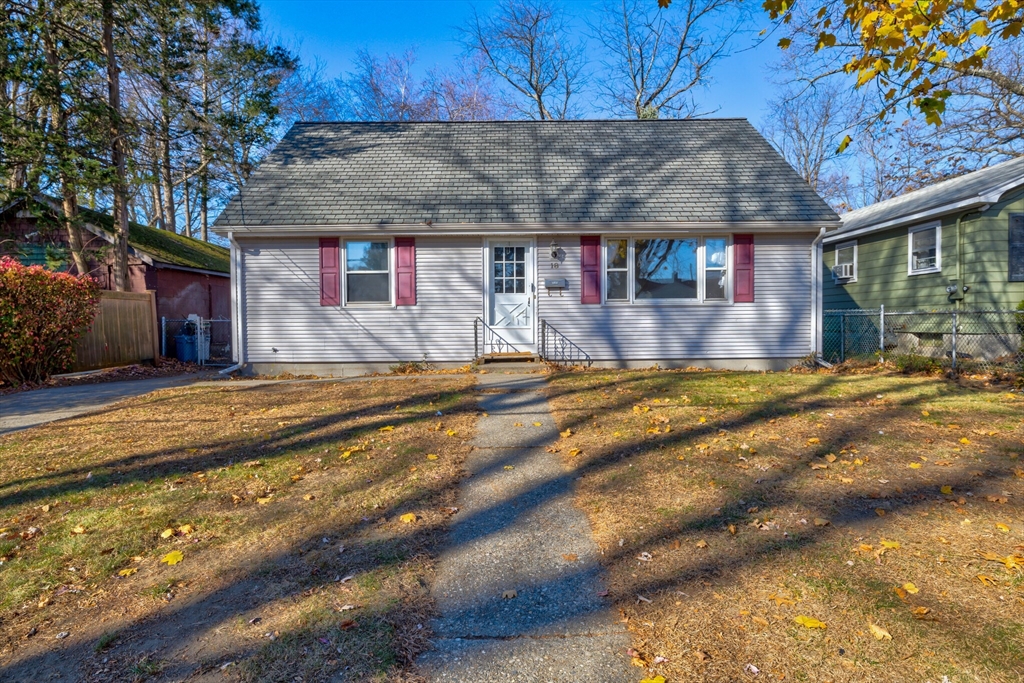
[
  {"left": 345, "top": 240, "right": 391, "bottom": 304},
  {"left": 603, "top": 237, "right": 729, "bottom": 303},
  {"left": 908, "top": 223, "right": 940, "bottom": 275},
  {"left": 833, "top": 240, "right": 857, "bottom": 282}
]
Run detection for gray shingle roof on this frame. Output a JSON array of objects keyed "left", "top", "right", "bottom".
[
  {"left": 214, "top": 120, "right": 838, "bottom": 229},
  {"left": 835, "top": 155, "right": 1024, "bottom": 237}
]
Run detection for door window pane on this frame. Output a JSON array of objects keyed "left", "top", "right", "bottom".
[{"left": 635, "top": 238, "right": 697, "bottom": 299}]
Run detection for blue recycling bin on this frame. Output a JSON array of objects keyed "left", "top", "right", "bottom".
[{"left": 174, "top": 334, "right": 198, "bottom": 362}]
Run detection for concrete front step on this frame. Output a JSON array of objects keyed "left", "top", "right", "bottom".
[{"left": 476, "top": 352, "right": 541, "bottom": 364}]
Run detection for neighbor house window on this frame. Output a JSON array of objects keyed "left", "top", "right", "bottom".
[
  {"left": 603, "top": 237, "right": 729, "bottom": 303},
  {"left": 345, "top": 240, "right": 390, "bottom": 303},
  {"left": 908, "top": 223, "right": 940, "bottom": 275},
  {"left": 833, "top": 240, "right": 857, "bottom": 282}
]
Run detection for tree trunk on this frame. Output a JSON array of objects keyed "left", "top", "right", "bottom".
[
  {"left": 40, "top": 10, "right": 89, "bottom": 276},
  {"left": 158, "top": 27, "right": 177, "bottom": 234},
  {"left": 200, "top": 167, "right": 209, "bottom": 242},
  {"left": 182, "top": 175, "right": 192, "bottom": 238},
  {"left": 102, "top": 0, "right": 130, "bottom": 291},
  {"left": 152, "top": 156, "right": 164, "bottom": 229}
]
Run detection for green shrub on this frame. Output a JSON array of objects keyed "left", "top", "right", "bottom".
[{"left": 0, "top": 256, "right": 99, "bottom": 385}]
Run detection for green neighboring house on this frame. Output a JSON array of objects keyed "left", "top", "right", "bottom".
[{"left": 823, "top": 156, "right": 1024, "bottom": 311}]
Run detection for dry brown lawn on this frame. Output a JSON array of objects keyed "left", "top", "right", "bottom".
[
  {"left": 546, "top": 369, "right": 1024, "bottom": 683},
  {"left": 0, "top": 376, "right": 476, "bottom": 682}
]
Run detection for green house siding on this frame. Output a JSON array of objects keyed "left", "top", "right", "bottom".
[{"left": 824, "top": 188, "right": 1024, "bottom": 310}]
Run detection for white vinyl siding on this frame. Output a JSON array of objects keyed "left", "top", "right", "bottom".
[
  {"left": 238, "top": 232, "right": 816, "bottom": 364},
  {"left": 538, "top": 233, "right": 815, "bottom": 360},
  {"left": 240, "top": 236, "right": 481, "bottom": 363}
]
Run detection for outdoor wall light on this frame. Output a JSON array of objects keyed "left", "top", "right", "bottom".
[{"left": 549, "top": 240, "right": 559, "bottom": 260}]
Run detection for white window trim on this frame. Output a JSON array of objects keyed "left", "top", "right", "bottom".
[
  {"left": 343, "top": 238, "right": 395, "bottom": 307},
  {"left": 907, "top": 222, "right": 941, "bottom": 276},
  {"left": 601, "top": 235, "right": 733, "bottom": 305},
  {"left": 833, "top": 240, "right": 858, "bottom": 283}
]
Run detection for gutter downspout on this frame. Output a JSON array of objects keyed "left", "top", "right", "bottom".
[
  {"left": 811, "top": 227, "right": 827, "bottom": 358},
  {"left": 228, "top": 232, "right": 245, "bottom": 371},
  {"left": 953, "top": 207, "right": 987, "bottom": 310}
]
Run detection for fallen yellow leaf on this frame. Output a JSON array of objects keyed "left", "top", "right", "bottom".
[
  {"left": 996, "top": 523, "right": 1010, "bottom": 533},
  {"left": 869, "top": 623, "right": 892, "bottom": 641},
  {"left": 698, "top": 416, "right": 706, "bottom": 424},
  {"left": 959, "top": 437, "right": 971, "bottom": 445},
  {"left": 908, "top": 463, "right": 922, "bottom": 469},
  {"left": 903, "top": 582, "right": 919, "bottom": 594},
  {"left": 160, "top": 528, "right": 175, "bottom": 539},
  {"left": 71, "top": 525, "right": 87, "bottom": 535},
  {"left": 256, "top": 496, "right": 273, "bottom": 504},
  {"left": 940, "top": 485, "right": 953, "bottom": 495},
  {"left": 880, "top": 539, "right": 900, "bottom": 549},
  {"left": 533, "top": 422, "right": 542, "bottom": 427},
  {"left": 513, "top": 422, "right": 523, "bottom": 427},
  {"left": 178, "top": 524, "right": 194, "bottom": 535},
  {"left": 695, "top": 539, "right": 709, "bottom": 549},
  {"left": 639, "top": 677, "right": 667, "bottom": 683},
  {"left": 560, "top": 429, "right": 573, "bottom": 438},
  {"left": 807, "top": 437, "right": 821, "bottom": 445},
  {"left": 794, "top": 615, "right": 826, "bottom": 629},
  {"left": 400, "top": 513, "right": 417, "bottom": 524},
  {"left": 921, "top": 410, "right": 930, "bottom": 417},
  {"left": 768, "top": 593, "right": 796, "bottom": 606},
  {"left": 426, "top": 453, "right": 439, "bottom": 460},
  {"left": 446, "top": 429, "right": 458, "bottom": 437},
  {"left": 569, "top": 448, "right": 582, "bottom": 457},
  {"left": 977, "top": 574, "right": 997, "bottom": 587},
  {"left": 118, "top": 567, "right": 138, "bottom": 577},
  {"left": 379, "top": 425, "right": 394, "bottom": 432},
  {"left": 161, "top": 550, "right": 183, "bottom": 565}
]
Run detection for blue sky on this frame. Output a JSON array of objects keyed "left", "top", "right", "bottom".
[{"left": 260, "top": 0, "right": 782, "bottom": 126}]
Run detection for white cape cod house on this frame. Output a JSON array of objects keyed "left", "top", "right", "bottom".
[{"left": 213, "top": 120, "right": 839, "bottom": 374}]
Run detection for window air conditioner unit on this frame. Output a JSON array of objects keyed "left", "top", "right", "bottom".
[{"left": 832, "top": 263, "right": 854, "bottom": 279}]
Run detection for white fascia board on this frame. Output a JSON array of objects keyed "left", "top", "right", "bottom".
[
  {"left": 824, "top": 197, "right": 988, "bottom": 243},
  {"left": 215, "top": 220, "right": 838, "bottom": 238},
  {"left": 827, "top": 176, "right": 1024, "bottom": 244}
]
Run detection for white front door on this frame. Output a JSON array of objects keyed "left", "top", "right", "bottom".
[{"left": 487, "top": 241, "right": 534, "bottom": 348}]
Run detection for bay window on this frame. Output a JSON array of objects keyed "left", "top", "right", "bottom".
[{"left": 603, "top": 236, "right": 730, "bottom": 303}]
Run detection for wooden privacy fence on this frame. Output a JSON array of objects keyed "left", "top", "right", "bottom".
[{"left": 73, "top": 290, "right": 160, "bottom": 371}]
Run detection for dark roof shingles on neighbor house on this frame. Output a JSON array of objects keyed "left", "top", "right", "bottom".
[
  {"left": 214, "top": 120, "right": 838, "bottom": 228},
  {"left": 836, "top": 155, "right": 1024, "bottom": 236}
]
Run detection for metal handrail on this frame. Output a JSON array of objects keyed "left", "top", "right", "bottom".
[
  {"left": 474, "top": 317, "right": 521, "bottom": 358},
  {"left": 539, "top": 319, "right": 592, "bottom": 366}
]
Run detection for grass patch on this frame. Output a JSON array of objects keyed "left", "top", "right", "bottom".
[
  {"left": 546, "top": 370, "right": 1024, "bottom": 683},
  {"left": 0, "top": 376, "right": 476, "bottom": 680}
]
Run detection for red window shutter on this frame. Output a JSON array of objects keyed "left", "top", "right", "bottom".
[
  {"left": 395, "top": 237, "right": 416, "bottom": 306},
  {"left": 733, "top": 234, "right": 754, "bottom": 303},
  {"left": 319, "top": 237, "right": 340, "bottom": 306},
  {"left": 580, "top": 235, "right": 601, "bottom": 304}
]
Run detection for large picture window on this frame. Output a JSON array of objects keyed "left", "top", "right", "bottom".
[
  {"left": 346, "top": 240, "right": 390, "bottom": 303},
  {"left": 604, "top": 237, "right": 729, "bottom": 304},
  {"left": 908, "top": 223, "right": 941, "bottom": 275}
]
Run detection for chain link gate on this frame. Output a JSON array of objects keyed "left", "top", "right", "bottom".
[
  {"left": 823, "top": 308, "right": 1024, "bottom": 376},
  {"left": 161, "top": 316, "right": 232, "bottom": 367}
]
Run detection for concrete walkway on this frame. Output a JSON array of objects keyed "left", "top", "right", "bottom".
[
  {"left": 418, "top": 372, "right": 632, "bottom": 682},
  {"left": 0, "top": 375, "right": 200, "bottom": 436}
]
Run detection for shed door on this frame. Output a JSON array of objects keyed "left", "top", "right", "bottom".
[{"left": 487, "top": 241, "right": 534, "bottom": 347}]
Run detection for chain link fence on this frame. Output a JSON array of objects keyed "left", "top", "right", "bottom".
[
  {"left": 822, "top": 308, "right": 1024, "bottom": 376},
  {"left": 161, "top": 317, "right": 232, "bottom": 366}
]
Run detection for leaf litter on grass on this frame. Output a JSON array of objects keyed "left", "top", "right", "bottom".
[
  {"left": 0, "top": 376, "right": 478, "bottom": 681},
  {"left": 545, "top": 370, "right": 1024, "bottom": 682}
]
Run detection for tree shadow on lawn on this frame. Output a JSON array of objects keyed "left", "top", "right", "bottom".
[
  {"left": 539, "top": 370, "right": 1024, "bottom": 680},
  {"left": 0, "top": 372, "right": 1020, "bottom": 681}
]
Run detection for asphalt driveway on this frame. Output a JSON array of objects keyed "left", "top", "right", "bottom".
[{"left": 0, "top": 375, "right": 201, "bottom": 436}]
